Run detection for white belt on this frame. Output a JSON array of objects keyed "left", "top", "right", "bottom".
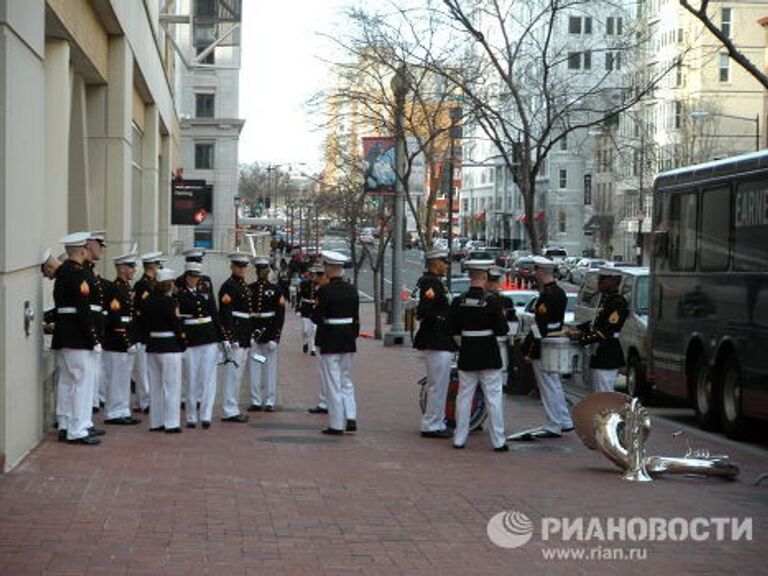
[
  {"left": 184, "top": 316, "right": 212, "bottom": 325},
  {"left": 232, "top": 311, "right": 251, "bottom": 319},
  {"left": 497, "top": 336, "right": 507, "bottom": 342},
  {"left": 150, "top": 331, "right": 175, "bottom": 338},
  {"left": 300, "top": 298, "right": 314, "bottom": 303},
  {"left": 461, "top": 329, "right": 494, "bottom": 337},
  {"left": 547, "top": 323, "right": 562, "bottom": 329},
  {"left": 90, "top": 305, "right": 103, "bottom": 312},
  {"left": 253, "top": 312, "right": 276, "bottom": 319},
  {"left": 120, "top": 316, "right": 131, "bottom": 323},
  {"left": 57, "top": 307, "right": 77, "bottom": 314},
  {"left": 325, "top": 318, "right": 353, "bottom": 325}
]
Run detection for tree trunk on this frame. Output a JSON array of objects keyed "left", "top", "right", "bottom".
[{"left": 372, "top": 265, "right": 382, "bottom": 339}]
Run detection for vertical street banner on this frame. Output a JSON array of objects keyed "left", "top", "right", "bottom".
[{"left": 363, "top": 137, "right": 396, "bottom": 194}]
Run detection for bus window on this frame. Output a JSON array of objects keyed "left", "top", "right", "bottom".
[
  {"left": 734, "top": 182, "right": 768, "bottom": 271},
  {"left": 669, "top": 192, "right": 698, "bottom": 271},
  {"left": 700, "top": 187, "right": 731, "bottom": 271}
]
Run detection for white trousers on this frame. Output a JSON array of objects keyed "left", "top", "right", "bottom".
[
  {"left": 319, "top": 353, "right": 357, "bottom": 430},
  {"left": 57, "top": 349, "right": 95, "bottom": 440},
  {"left": 132, "top": 344, "right": 150, "bottom": 410},
  {"left": 249, "top": 342, "right": 278, "bottom": 407},
  {"left": 221, "top": 345, "right": 249, "bottom": 418},
  {"left": 532, "top": 360, "right": 573, "bottom": 434},
  {"left": 314, "top": 348, "right": 328, "bottom": 409},
  {"left": 181, "top": 347, "right": 191, "bottom": 406},
  {"left": 421, "top": 350, "right": 453, "bottom": 432},
  {"left": 454, "top": 369, "right": 506, "bottom": 449},
  {"left": 103, "top": 351, "right": 135, "bottom": 420},
  {"left": 185, "top": 343, "right": 219, "bottom": 424},
  {"left": 591, "top": 368, "right": 619, "bottom": 393},
  {"left": 301, "top": 316, "right": 316, "bottom": 353},
  {"left": 147, "top": 352, "right": 181, "bottom": 430}
]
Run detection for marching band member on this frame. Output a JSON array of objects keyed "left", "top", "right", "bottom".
[
  {"left": 312, "top": 251, "right": 359, "bottom": 435},
  {"left": 447, "top": 260, "right": 509, "bottom": 451},
  {"left": 133, "top": 252, "right": 164, "bottom": 413},
  {"left": 218, "top": 251, "right": 254, "bottom": 423},
  {"left": 143, "top": 268, "right": 185, "bottom": 433},
  {"left": 297, "top": 269, "right": 318, "bottom": 355},
  {"left": 568, "top": 267, "right": 629, "bottom": 392},
  {"left": 307, "top": 264, "right": 329, "bottom": 414},
  {"left": 102, "top": 252, "right": 141, "bottom": 425},
  {"left": 84, "top": 231, "right": 107, "bottom": 415},
  {"left": 177, "top": 261, "right": 224, "bottom": 429},
  {"left": 486, "top": 266, "right": 516, "bottom": 389},
  {"left": 414, "top": 249, "right": 457, "bottom": 439},
  {"left": 52, "top": 232, "right": 102, "bottom": 445},
  {"left": 519, "top": 257, "right": 573, "bottom": 439},
  {"left": 248, "top": 256, "right": 286, "bottom": 412}
]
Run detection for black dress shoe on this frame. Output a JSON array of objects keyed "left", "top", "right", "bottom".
[
  {"left": 247, "top": 405, "right": 262, "bottom": 412},
  {"left": 493, "top": 444, "right": 510, "bottom": 452},
  {"left": 562, "top": 426, "right": 574, "bottom": 433},
  {"left": 531, "top": 429, "right": 562, "bottom": 439},
  {"left": 221, "top": 414, "right": 249, "bottom": 423},
  {"left": 57, "top": 429, "right": 67, "bottom": 442},
  {"left": 126, "top": 416, "right": 141, "bottom": 425},
  {"left": 149, "top": 426, "right": 165, "bottom": 432},
  {"left": 88, "top": 427, "right": 106, "bottom": 436},
  {"left": 264, "top": 406, "right": 274, "bottom": 412},
  {"left": 186, "top": 422, "right": 197, "bottom": 429},
  {"left": 345, "top": 420, "right": 357, "bottom": 432},
  {"left": 92, "top": 407, "right": 100, "bottom": 414},
  {"left": 165, "top": 427, "right": 183, "bottom": 434},
  {"left": 307, "top": 406, "right": 328, "bottom": 414},
  {"left": 105, "top": 417, "right": 138, "bottom": 425},
  {"left": 421, "top": 429, "right": 452, "bottom": 439},
  {"left": 453, "top": 444, "right": 465, "bottom": 449},
  {"left": 180, "top": 402, "right": 186, "bottom": 411},
  {"left": 67, "top": 436, "right": 101, "bottom": 445},
  {"left": 303, "top": 344, "right": 308, "bottom": 353},
  {"left": 142, "top": 407, "right": 150, "bottom": 414},
  {"left": 310, "top": 351, "right": 317, "bottom": 356},
  {"left": 201, "top": 421, "right": 211, "bottom": 429},
  {"left": 321, "top": 428, "right": 344, "bottom": 436}
]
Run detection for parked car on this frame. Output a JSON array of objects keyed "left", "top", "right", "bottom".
[
  {"left": 448, "top": 275, "right": 471, "bottom": 298},
  {"left": 570, "top": 258, "right": 610, "bottom": 285},
  {"left": 518, "top": 292, "right": 577, "bottom": 336},
  {"left": 557, "top": 256, "right": 581, "bottom": 280},
  {"left": 499, "top": 289, "right": 539, "bottom": 315},
  {"left": 574, "top": 266, "right": 651, "bottom": 398},
  {"left": 512, "top": 256, "right": 537, "bottom": 287},
  {"left": 542, "top": 246, "right": 568, "bottom": 264}
]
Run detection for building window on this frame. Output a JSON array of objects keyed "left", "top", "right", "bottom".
[
  {"left": 195, "top": 0, "right": 216, "bottom": 17},
  {"left": 607, "top": 16, "right": 623, "bottom": 36},
  {"left": 719, "top": 53, "right": 730, "bottom": 82},
  {"left": 568, "top": 52, "right": 581, "bottom": 69},
  {"left": 584, "top": 50, "right": 592, "bottom": 70},
  {"left": 568, "top": 16, "right": 592, "bottom": 35},
  {"left": 584, "top": 174, "right": 592, "bottom": 205},
  {"left": 195, "top": 143, "right": 215, "bottom": 169},
  {"left": 560, "top": 134, "right": 567, "bottom": 151},
  {"left": 677, "top": 27, "right": 683, "bottom": 43},
  {"left": 605, "top": 52, "right": 622, "bottom": 71},
  {"left": 559, "top": 169, "right": 567, "bottom": 189},
  {"left": 721, "top": 8, "right": 732, "bottom": 38},
  {"left": 559, "top": 211, "right": 567, "bottom": 233},
  {"left": 675, "top": 61, "right": 683, "bottom": 87},
  {"left": 196, "top": 46, "right": 215, "bottom": 65},
  {"left": 674, "top": 101, "right": 682, "bottom": 129},
  {"left": 195, "top": 93, "right": 215, "bottom": 118}
]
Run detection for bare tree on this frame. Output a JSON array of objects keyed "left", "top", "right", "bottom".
[
  {"left": 679, "top": 0, "right": 768, "bottom": 90},
  {"left": 238, "top": 163, "right": 292, "bottom": 213}
]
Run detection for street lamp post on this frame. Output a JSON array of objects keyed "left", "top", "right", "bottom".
[
  {"left": 691, "top": 110, "right": 761, "bottom": 152},
  {"left": 384, "top": 65, "right": 410, "bottom": 347},
  {"left": 233, "top": 196, "right": 242, "bottom": 249}
]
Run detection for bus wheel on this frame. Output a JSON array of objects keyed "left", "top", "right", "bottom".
[
  {"left": 720, "top": 355, "right": 751, "bottom": 439},
  {"left": 693, "top": 356, "right": 720, "bottom": 431},
  {"left": 626, "top": 355, "right": 651, "bottom": 402}
]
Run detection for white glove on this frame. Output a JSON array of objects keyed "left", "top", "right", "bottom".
[
  {"left": 127, "top": 344, "right": 138, "bottom": 355},
  {"left": 267, "top": 340, "right": 278, "bottom": 352},
  {"left": 93, "top": 344, "right": 103, "bottom": 355},
  {"left": 222, "top": 341, "right": 233, "bottom": 355},
  {"left": 232, "top": 342, "right": 240, "bottom": 351},
  {"left": 250, "top": 337, "right": 258, "bottom": 347}
]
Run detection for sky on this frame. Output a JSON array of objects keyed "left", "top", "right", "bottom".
[{"left": 238, "top": 0, "right": 351, "bottom": 174}]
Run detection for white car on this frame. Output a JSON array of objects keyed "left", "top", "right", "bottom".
[
  {"left": 517, "top": 292, "right": 578, "bottom": 337},
  {"left": 570, "top": 259, "right": 610, "bottom": 285},
  {"left": 499, "top": 289, "right": 539, "bottom": 317}
]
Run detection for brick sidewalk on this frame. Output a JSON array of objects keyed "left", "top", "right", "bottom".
[{"left": 0, "top": 305, "right": 766, "bottom": 575}]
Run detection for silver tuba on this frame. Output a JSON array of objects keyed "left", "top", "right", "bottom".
[{"left": 574, "top": 392, "right": 739, "bottom": 482}]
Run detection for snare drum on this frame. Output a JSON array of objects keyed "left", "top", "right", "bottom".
[
  {"left": 419, "top": 368, "right": 487, "bottom": 431},
  {"left": 540, "top": 337, "right": 582, "bottom": 374}
]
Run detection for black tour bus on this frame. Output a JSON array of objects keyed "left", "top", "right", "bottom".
[{"left": 650, "top": 151, "right": 768, "bottom": 438}]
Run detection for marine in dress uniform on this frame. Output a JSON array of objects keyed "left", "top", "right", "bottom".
[
  {"left": 447, "top": 260, "right": 509, "bottom": 451},
  {"left": 143, "top": 268, "right": 185, "bottom": 432},
  {"left": 51, "top": 232, "right": 102, "bottom": 445},
  {"left": 247, "top": 256, "right": 286, "bottom": 412},
  {"left": 519, "top": 257, "right": 573, "bottom": 438},
  {"left": 132, "top": 252, "right": 164, "bottom": 413},
  {"left": 568, "top": 267, "right": 629, "bottom": 392},
  {"left": 311, "top": 251, "right": 360, "bottom": 435},
  {"left": 486, "top": 266, "right": 517, "bottom": 387},
  {"left": 84, "top": 231, "right": 108, "bottom": 413},
  {"left": 218, "top": 251, "right": 254, "bottom": 423},
  {"left": 297, "top": 270, "right": 318, "bottom": 355},
  {"left": 102, "top": 252, "right": 141, "bottom": 425},
  {"left": 414, "top": 249, "right": 457, "bottom": 438},
  {"left": 307, "top": 265, "right": 329, "bottom": 414},
  {"left": 177, "top": 261, "right": 224, "bottom": 428}
]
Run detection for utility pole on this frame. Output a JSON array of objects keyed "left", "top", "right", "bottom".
[
  {"left": 446, "top": 106, "right": 462, "bottom": 291},
  {"left": 384, "top": 65, "right": 410, "bottom": 346}
]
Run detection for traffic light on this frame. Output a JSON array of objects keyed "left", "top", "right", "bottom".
[{"left": 265, "top": 197, "right": 271, "bottom": 209}]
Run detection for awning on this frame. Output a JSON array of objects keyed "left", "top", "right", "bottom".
[
  {"left": 584, "top": 214, "right": 614, "bottom": 232},
  {"left": 514, "top": 210, "right": 545, "bottom": 223}
]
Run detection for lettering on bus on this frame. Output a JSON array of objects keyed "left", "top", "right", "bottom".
[{"left": 734, "top": 188, "right": 768, "bottom": 228}]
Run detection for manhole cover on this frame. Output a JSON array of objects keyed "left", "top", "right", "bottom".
[
  {"left": 250, "top": 423, "right": 323, "bottom": 431},
  {"left": 259, "top": 435, "right": 340, "bottom": 444},
  {"left": 511, "top": 444, "right": 572, "bottom": 453}
]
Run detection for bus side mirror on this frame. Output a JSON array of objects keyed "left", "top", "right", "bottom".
[{"left": 653, "top": 230, "right": 668, "bottom": 259}]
